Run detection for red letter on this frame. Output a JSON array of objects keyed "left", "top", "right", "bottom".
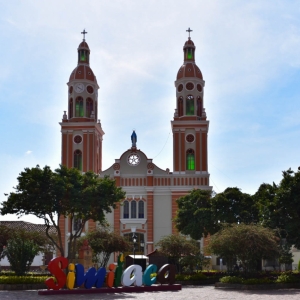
[{"left": 45, "top": 257, "right": 68, "bottom": 290}]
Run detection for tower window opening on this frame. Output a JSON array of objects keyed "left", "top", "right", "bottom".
[
  {"left": 131, "top": 200, "right": 137, "bottom": 218},
  {"left": 74, "top": 149, "right": 82, "bottom": 171},
  {"left": 138, "top": 200, "right": 144, "bottom": 218},
  {"left": 80, "top": 50, "right": 86, "bottom": 62},
  {"left": 178, "top": 97, "right": 183, "bottom": 117},
  {"left": 75, "top": 97, "right": 84, "bottom": 117},
  {"left": 69, "top": 98, "right": 73, "bottom": 119},
  {"left": 197, "top": 96, "right": 202, "bottom": 117},
  {"left": 86, "top": 98, "right": 94, "bottom": 118},
  {"left": 187, "top": 48, "right": 193, "bottom": 59},
  {"left": 186, "top": 95, "right": 194, "bottom": 115},
  {"left": 123, "top": 200, "right": 129, "bottom": 218},
  {"left": 186, "top": 149, "right": 195, "bottom": 170}
]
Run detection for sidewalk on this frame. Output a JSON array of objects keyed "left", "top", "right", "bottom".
[{"left": 1, "top": 286, "right": 300, "bottom": 300}]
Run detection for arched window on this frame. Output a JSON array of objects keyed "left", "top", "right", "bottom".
[
  {"left": 138, "top": 201, "right": 144, "bottom": 218},
  {"left": 74, "top": 149, "right": 82, "bottom": 171},
  {"left": 86, "top": 98, "right": 93, "bottom": 118},
  {"left": 186, "top": 95, "right": 194, "bottom": 115},
  {"left": 69, "top": 98, "right": 73, "bottom": 119},
  {"left": 75, "top": 97, "right": 84, "bottom": 117},
  {"left": 123, "top": 201, "right": 129, "bottom": 219},
  {"left": 78, "top": 50, "right": 89, "bottom": 63},
  {"left": 178, "top": 97, "right": 183, "bottom": 117},
  {"left": 197, "top": 96, "right": 202, "bottom": 117},
  {"left": 186, "top": 148, "right": 195, "bottom": 170},
  {"left": 131, "top": 200, "right": 137, "bottom": 218}
]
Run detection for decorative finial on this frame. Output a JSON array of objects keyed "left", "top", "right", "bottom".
[
  {"left": 131, "top": 130, "right": 137, "bottom": 148},
  {"left": 186, "top": 27, "right": 193, "bottom": 39},
  {"left": 81, "top": 29, "right": 88, "bottom": 41}
]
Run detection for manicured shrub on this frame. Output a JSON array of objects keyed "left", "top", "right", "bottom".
[
  {"left": 219, "top": 276, "right": 243, "bottom": 284},
  {"left": 242, "top": 278, "right": 272, "bottom": 285},
  {"left": 4, "top": 237, "right": 40, "bottom": 276},
  {"left": 0, "top": 276, "right": 51, "bottom": 284},
  {"left": 276, "top": 273, "right": 299, "bottom": 283}
]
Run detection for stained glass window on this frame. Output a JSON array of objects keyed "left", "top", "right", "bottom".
[
  {"left": 186, "top": 149, "right": 195, "bottom": 170},
  {"left": 187, "top": 48, "right": 193, "bottom": 59},
  {"left": 138, "top": 201, "right": 144, "bottom": 218},
  {"left": 75, "top": 97, "right": 84, "bottom": 117},
  {"left": 74, "top": 150, "right": 82, "bottom": 171},
  {"left": 186, "top": 95, "right": 194, "bottom": 115},
  {"left": 123, "top": 201, "right": 129, "bottom": 219}
]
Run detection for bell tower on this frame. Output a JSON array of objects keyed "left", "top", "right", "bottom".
[
  {"left": 60, "top": 30, "right": 104, "bottom": 173},
  {"left": 171, "top": 28, "right": 209, "bottom": 176}
]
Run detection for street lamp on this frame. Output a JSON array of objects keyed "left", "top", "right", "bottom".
[
  {"left": 132, "top": 233, "right": 137, "bottom": 265},
  {"left": 131, "top": 227, "right": 137, "bottom": 265}
]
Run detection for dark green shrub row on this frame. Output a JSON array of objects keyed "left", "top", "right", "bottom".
[
  {"left": 0, "top": 271, "right": 50, "bottom": 277},
  {"left": 0, "top": 276, "right": 51, "bottom": 284},
  {"left": 176, "top": 273, "right": 208, "bottom": 281},
  {"left": 220, "top": 272, "right": 300, "bottom": 285}
]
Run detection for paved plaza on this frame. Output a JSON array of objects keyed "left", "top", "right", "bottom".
[{"left": 2, "top": 286, "right": 300, "bottom": 300}]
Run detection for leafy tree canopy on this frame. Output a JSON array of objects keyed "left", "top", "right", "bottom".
[
  {"left": 1, "top": 165, "right": 125, "bottom": 259},
  {"left": 174, "top": 189, "right": 215, "bottom": 240},
  {"left": 207, "top": 223, "right": 280, "bottom": 272},
  {"left": 77, "top": 228, "right": 131, "bottom": 268},
  {"left": 254, "top": 167, "right": 300, "bottom": 248},
  {"left": 175, "top": 188, "right": 257, "bottom": 240},
  {"left": 156, "top": 234, "right": 199, "bottom": 273}
]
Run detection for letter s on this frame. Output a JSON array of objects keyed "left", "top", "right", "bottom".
[{"left": 45, "top": 257, "right": 68, "bottom": 290}]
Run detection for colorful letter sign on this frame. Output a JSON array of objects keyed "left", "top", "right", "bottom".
[{"left": 45, "top": 256, "right": 175, "bottom": 291}]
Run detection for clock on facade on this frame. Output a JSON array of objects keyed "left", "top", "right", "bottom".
[{"left": 75, "top": 83, "right": 85, "bottom": 93}]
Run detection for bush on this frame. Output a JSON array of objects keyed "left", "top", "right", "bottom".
[
  {"left": 276, "top": 273, "right": 299, "bottom": 283},
  {"left": 0, "top": 275, "right": 51, "bottom": 284},
  {"left": 219, "top": 276, "right": 243, "bottom": 284},
  {"left": 175, "top": 273, "right": 207, "bottom": 281},
  {"left": 242, "top": 278, "right": 272, "bottom": 285},
  {"left": 4, "top": 237, "right": 40, "bottom": 276}
]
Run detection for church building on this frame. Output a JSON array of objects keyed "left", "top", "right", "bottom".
[{"left": 59, "top": 29, "right": 212, "bottom": 258}]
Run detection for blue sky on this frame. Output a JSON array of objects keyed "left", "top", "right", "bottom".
[{"left": 1, "top": 0, "right": 300, "bottom": 223}]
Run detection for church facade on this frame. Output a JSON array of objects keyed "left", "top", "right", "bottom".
[{"left": 59, "top": 31, "right": 212, "bottom": 257}]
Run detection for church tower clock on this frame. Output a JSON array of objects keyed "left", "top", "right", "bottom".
[
  {"left": 171, "top": 28, "right": 209, "bottom": 179},
  {"left": 60, "top": 30, "right": 104, "bottom": 173}
]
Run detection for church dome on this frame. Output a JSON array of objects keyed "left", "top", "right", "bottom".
[
  {"left": 78, "top": 41, "right": 90, "bottom": 50},
  {"left": 69, "top": 65, "right": 97, "bottom": 83},
  {"left": 184, "top": 39, "right": 195, "bottom": 46},
  {"left": 176, "top": 36, "right": 203, "bottom": 80},
  {"left": 176, "top": 63, "right": 203, "bottom": 80}
]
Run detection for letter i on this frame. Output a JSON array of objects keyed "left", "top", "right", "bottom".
[
  {"left": 106, "top": 263, "right": 115, "bottom": 288},
  {"left": 66, "top": 263, "right": 75, "bottom": 290}
]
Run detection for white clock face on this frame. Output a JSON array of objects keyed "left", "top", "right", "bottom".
[{"left": 75, "top": 83, "right": 85, "bottom": 93}]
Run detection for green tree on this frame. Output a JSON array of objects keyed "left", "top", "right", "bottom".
[
  {"left": 156, "top": 234, "right": 199, "bottom": 273},
  {"left": 3, "top": 237, "right": 40, "bottom": 276},
  {"left": 211, "top": 187, "right": 258, "bottom": 224},
  {"left": 77, "top": 228, "right": 131, "bottom": 268},
  {"left": 174, "top": 188, "right": 258, "bottom": 240},
  {"left": 174, "top": 189, "right": 215, "bottom": 240},
  {"left": 207, "top": 223, "right": 280, "bottom": 272},
  {"left": 1, "top": 165, "right": 125, "bottom": 259},
  {"left": 254, "top": 168, "right": 300, "bottom": 249}
]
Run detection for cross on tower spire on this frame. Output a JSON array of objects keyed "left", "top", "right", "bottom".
[
  {"left": 81, "top": 29, "right": 88, "bottom": 41},
  {"left": 186, "top": 27, "right": 193, "bottom": 39}
]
